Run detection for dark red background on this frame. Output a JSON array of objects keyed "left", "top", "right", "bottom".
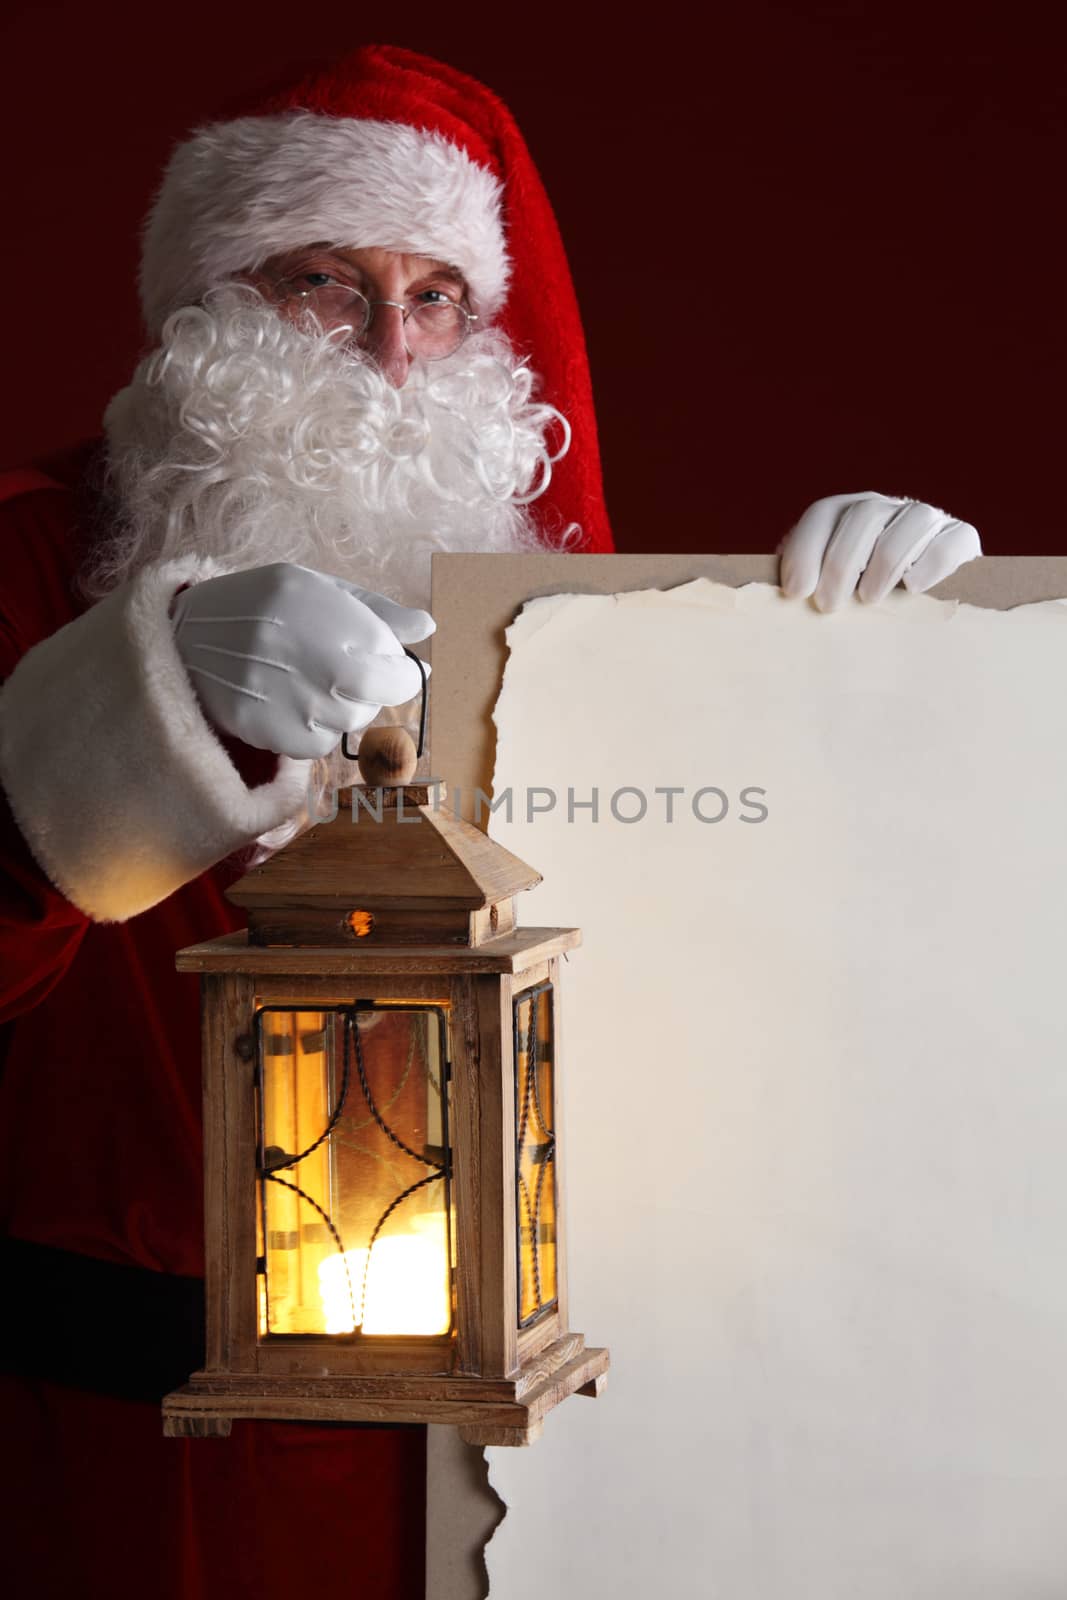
[
  {"left": 0, "top": 8, "right": 1061, "bottom": 1594},
  {"left": 2, "top": 0, "right": 1064, "bottom": 556}
]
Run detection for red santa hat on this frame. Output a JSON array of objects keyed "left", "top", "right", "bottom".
[{"left": 140, "top": 44, "right": 614, "bottom": 553}]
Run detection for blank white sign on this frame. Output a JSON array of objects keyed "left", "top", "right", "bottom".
[{"left": 484, "top": 580, "right": 1067, "bottom": 1600}]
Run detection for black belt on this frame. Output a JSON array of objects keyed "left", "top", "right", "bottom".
[
  {"left": 0, "top": 1237, "right": 420, "bottom": 1431},
  {"left": 0, "top": 1236, "right": 205, "bottom": 1402}
]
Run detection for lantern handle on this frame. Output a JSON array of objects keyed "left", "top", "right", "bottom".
[{"left": 342, "top": 647, "right": 428, "bottom": 765}]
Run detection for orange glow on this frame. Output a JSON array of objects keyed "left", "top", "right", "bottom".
[{"left": 318, "top": 1215, "right": 451, "bottom": 1337}]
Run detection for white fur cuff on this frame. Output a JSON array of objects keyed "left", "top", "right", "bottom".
[{"left": 0, "top": 558, "right": 311, "bottom": 923}]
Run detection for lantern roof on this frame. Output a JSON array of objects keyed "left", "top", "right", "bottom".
[{"left": 227, "top": 783, "right": 543, "bottom": 947}]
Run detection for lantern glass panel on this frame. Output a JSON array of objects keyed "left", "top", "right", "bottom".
[
  {"left": 514, "top": 983, "right": 558, "bottom": 1327},
  {"left": 256, "top": 1004, "right": 452, "bottom": 1339}
]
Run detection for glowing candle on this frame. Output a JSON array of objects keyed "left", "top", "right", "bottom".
[{"left": 318, "top": 1215, "right": 450, "bottom": 1337}]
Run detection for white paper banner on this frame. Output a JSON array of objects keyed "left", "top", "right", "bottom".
[{"left": 484, "top": 580, "right": 1067, "bottom": 1599}]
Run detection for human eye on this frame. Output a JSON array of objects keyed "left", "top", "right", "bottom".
[
  {"left": 412, "top": 284, "right": 461, "bottom": 307},
  {"left": 295, "top": 266, "right": 362, "bottom": 292},
  {"left": 283, "top": 259, "right": 360, "bottom": 294}
]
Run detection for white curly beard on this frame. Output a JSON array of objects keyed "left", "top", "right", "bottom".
[{"left": 92, "top": 283, "right": 576, "bottom": 613}]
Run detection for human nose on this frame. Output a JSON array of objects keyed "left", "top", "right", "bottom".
[{"left": 361, "top": 301, "right": 411, "bottom": 389}]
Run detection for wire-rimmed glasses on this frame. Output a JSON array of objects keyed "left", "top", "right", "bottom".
[{"left": 279, "top": 278, "right": 478, "bottom": 360}]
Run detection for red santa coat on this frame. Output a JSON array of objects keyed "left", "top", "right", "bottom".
[{"left": 0, "top": 458, "right": 426, "bottom": 1600}]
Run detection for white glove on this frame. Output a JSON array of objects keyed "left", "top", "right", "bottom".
[
  {"left": 779, "top": 492, "right": 982, "bottom": 612},
  {"left": 171, "top": 562, "right": 434, "bottom": 759}
]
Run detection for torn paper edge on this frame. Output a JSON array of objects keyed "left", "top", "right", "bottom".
[{"left": 479, "top": 570, "right": 1067, "bottom": 1596}]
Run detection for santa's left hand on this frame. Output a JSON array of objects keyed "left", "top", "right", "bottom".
[{"left": 778, "top": 492, "right": 982, "bottom": 612}]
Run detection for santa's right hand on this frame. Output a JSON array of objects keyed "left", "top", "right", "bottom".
[{"left": 170, "top": 562, "right": 433, "bottom": 759}]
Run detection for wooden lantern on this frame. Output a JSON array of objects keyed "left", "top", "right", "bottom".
[{"left": 163, "top": 751, "right": 608, "bottom": 1446}]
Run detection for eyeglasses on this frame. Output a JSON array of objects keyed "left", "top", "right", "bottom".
[{"left": 278, "top": 277, "right": 478, "bottom": 360}]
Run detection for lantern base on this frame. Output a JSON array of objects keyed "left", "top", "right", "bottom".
[{"left": 162, "top": 1334, "right": 608, "bottom": 1447}]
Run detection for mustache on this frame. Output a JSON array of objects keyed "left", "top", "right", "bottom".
[
  {"left": 113, "top": 283, "right": 567, "bottom": 503},
  {"left": 89, "top": 284, "right": 576, "bottom": 604}
]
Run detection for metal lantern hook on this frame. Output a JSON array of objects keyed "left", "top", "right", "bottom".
[{"left": 342, "top": 647, "right": 428, "bottom": 764}]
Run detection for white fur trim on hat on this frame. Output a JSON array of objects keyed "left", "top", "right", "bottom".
[
  {"left": 141, "top": 112, "right": 509, "bottom": 335},
  {"left": 0, "top": 557, "right": 310, "bottom": 923}
]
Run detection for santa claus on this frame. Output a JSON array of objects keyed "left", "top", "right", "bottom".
[{"left": 0, "top": 43, "right": 980, "bottom": 1600}]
